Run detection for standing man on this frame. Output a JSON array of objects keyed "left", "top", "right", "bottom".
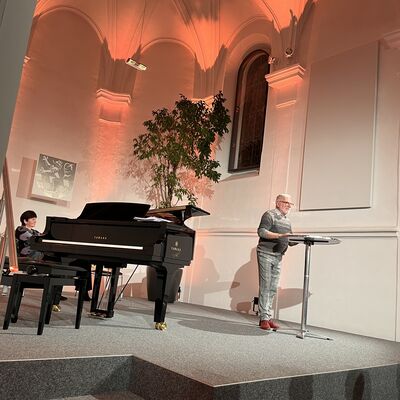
[{"left": 257, "top": 194, "right": 294, "bottom": 330}]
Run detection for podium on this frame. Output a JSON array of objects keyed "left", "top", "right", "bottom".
[{"left": 288, "top": 235, "right": 341, "bottom": 340}]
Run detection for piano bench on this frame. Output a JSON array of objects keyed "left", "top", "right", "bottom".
[{"left": 2, "top": 271, "right": 87, "bottom": 335}]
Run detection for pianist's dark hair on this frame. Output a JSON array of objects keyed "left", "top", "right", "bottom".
[{"left": 20, "top": 210, "right": 37, "bottom": 225}]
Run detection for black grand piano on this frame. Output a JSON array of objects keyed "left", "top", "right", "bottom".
[{"left": 30, "top": 202, "right": 209, "bottom": 330}]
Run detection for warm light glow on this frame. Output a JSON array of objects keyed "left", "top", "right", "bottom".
[
  {"left": 96, "top": 89, "right": 130, "bottom": 123},
  {"left": 87, "top": 90, "right": 131, "bottom": 200}
]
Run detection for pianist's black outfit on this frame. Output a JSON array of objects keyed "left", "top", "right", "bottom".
[
  {"left": 15, "top": 224, "right": 63, "bottom": 306},
  {"left": 15, "top": 225, "right": 44, "bottom": 261}
]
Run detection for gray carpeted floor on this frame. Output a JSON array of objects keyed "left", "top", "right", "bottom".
[{"left": 1, "top": 290, "right": 400, "bottom": 388}]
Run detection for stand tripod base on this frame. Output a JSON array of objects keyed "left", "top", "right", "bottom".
[{"left": 296, "top": 329, "right": 333, "bottom": 340}]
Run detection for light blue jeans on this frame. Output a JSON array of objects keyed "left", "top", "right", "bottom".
[{"left": 257, "top": 250, "right": 282, "bottom": 321}]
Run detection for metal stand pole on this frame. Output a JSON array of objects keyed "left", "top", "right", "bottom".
[{"left": 296, "top": 240, "right": 332, "bottom": 340}]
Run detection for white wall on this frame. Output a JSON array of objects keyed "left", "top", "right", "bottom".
[{"left": 183, "top": 0, "right": 400, "bottom": 341}]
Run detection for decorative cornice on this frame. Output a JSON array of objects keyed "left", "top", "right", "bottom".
[
  {"left": 275, "top": 99, "right": 297, "bottom": 109},
  {"left": 96, "top": 89, "right": 131, "bottom": 124},
  {"left": 191, "top": 95, "right": 214, "bottom": 107},
  {"left": 383, "top": 30, "right": 400, "bottom": 50},
  {"left": 265, "top": 64, "right": 306, "bottom": 88},
  {"left": 96, "top": 89, "right": 131, "bottom": 105}
]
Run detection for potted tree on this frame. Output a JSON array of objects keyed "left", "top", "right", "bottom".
[
  {"left": 129, "top": 91, "right": 231, "bottom": 302},
  {"left": 131, "top": 91, "right": 230, "bottom": 208}
]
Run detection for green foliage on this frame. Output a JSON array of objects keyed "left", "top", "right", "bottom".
[{"left": 132, "top": 92, "right": 231, "bottom": 208}]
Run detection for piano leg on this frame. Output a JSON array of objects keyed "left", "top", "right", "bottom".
[
  {"left": 90, "top": 264, "right": 122, "bottom": 318},
  {"left": 106, "top": 266, "right": 121, "bottom": 318},
  {"left": 153, "top": 265, "right": 181, "bottom": 330},
  {"left": 75, "top": 278, "right": 86, "bottom": 329},
  {"left": 90, "top": 264, "right": 103, "bottom": 314}
]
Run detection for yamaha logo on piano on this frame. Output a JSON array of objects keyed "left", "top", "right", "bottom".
[
  {"left": 94, "top": 235, "right": 108, "bottom": 240},
  {"left": 170, "top": 240, "right": 182, "bottom": 257}
]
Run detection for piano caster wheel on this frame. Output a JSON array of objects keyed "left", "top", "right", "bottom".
[{"left": 155, "top": 322, "right": 167, "bottom": 330}]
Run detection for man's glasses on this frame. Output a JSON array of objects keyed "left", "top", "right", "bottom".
[{"left": 278, "top": 201, "right": 294, "bottom": 206}]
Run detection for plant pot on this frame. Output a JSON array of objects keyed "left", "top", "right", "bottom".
[{"left": 146, "top": 266, "right": 183, "bottom": 303}]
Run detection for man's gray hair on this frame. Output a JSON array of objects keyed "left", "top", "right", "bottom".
[{"left": 276, "top": 193, "right": 291, "bottom": 202}]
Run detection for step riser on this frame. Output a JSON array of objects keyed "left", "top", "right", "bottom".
[
  {"left": 1, "top": 355, "right": 399, "bottom": 400},
  {"left": 0, "top": 356, "right": 132, "bottom": 400}
]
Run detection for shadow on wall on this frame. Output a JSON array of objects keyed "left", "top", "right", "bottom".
[
  {"left": 123, "top": 278, "right": 147, "bottom": 299},
  {"left": 274, "top": 287, "right": 310, "bottom": 321},
  {"left": 229, "top": 247, "right": 259, "bottom": 313},
  {"left": 229, "top": 247, "right": 308, "bottom": 317},
  {"left": 122, "top": 156, "right": 215, "bottom": 208},
  {"left": 189, "top": 245, "right": 232, "bottom": 305}
]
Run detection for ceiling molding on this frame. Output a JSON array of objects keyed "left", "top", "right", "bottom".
[
  {"left": 253, "top": 0, "right": 282, "bottom": 31},
  {"left": 265, "top": 63, "right": 305, "bottom": 88},
  {"left": 383, "top": 30, "right": 400, "bottom": 50},
  {"left": 141, "top": 37, "right": 196, "bottom": 58},
  {"left": 33, "top": 5, "right": 104, "bottom": 43}
]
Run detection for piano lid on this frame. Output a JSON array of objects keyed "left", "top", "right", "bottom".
[
  {"left": 78, "top": 202, "right": 150, "bottom": 221},
  {"left": 146, "top": 204, "right": 210, "bottom": 224}
]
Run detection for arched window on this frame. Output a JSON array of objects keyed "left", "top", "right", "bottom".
[{"left": 228, "top": 50, "right": 270, "bottom": 172}]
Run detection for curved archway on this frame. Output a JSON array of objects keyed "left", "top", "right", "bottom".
[
  {"left": 228, "top": 49, "right": 270, "bottom": 171},
  {"left": 9, "top": 8, "right": 104, "bottom": 206},
  {"left": 217, "top": 19, "right": 273, "bottom": 172},
  {"left": 128, "top": 39, "right": 196, "bottom": 138},
  {"left": 33, "top": 5, "right": 104, "bottom": 43}
]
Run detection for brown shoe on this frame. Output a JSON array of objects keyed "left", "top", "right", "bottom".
[
  {"left": 268, "top": 320, "right": 280, "bottom": 330},
  {"left": 260, "top": 320, "right": 271, "bottom": 330}
]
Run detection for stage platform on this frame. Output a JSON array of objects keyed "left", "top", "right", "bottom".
[{"left": 0, "top": 290, "right": 400, "bottom": 400}]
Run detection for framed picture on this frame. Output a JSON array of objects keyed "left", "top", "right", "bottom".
[{"left": 31, "top": 154, "right": 77, "bottom": 201}]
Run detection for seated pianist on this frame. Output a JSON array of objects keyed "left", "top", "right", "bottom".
[
  {"left": 15, "top": 210, "right": 45, "bottom": 262},
  {"left": 15, "top": 210, "right": 92, "bottom": 309}
]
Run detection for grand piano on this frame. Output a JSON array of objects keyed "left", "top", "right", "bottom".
[{"left": 30, "top": 202, "right": 209, "bottom": 330}]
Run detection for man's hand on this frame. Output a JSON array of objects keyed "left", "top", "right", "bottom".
[
  {"left": 266, "top": 231, "right": 290, "bottom": 239},
  {"left": 279, "top": 233, "right": 290, "bottom": 238}
]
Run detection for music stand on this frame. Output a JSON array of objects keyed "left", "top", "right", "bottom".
[{"left": 288, "top": 235, "right": 341, "bottom": 340}]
